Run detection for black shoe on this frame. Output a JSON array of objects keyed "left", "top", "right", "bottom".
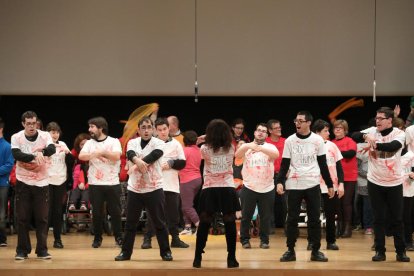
[
  {"left": 311, "top": 251, "right": 328, "bottom": 262},
  {"left": 171, "top": 239, "right": 189, "bottom": 248},
  {"left": 114, "top": 251, "right": 131, "bottom": 261},
  {"left": 280, "top": 249, "right": 296, "bottom": 262},
  {"left": 259, "top": 242, "right": 270, "bottom": 249},
  {"left": 92, "top": 239, "right": 102, "bottom": 248},
  {"left": 406, "top": 243, "right": 414, "bottom": 251},
  {"left": 115, "top": 237, "right": 123, "bottom": 247},
  {"left": 53, "top": 240, "right": 64, "bottom": 249},
  {"left": 227, "top": 257, "right": 239, "bottom": 268},
  {"left": 326, "top": 243, "right": 339, "bottom": 250},
  {"left": 306, "top": 243, "right": 313, "bottom": 251},
  {"left": 141, "top": 238, "right": 152, "bottom": 249},
  {"left": 161, "top": 251, "right": 173, "bottom": 261},
  {"left": 15, "top": 253, "right": 28, "bottom": 260},
  {"left": 242, "top": 241, "right": 251, "bottom": 249},
  {"left": 372, "top": 252, "right": 386, "bottom": 262},
  {"left": 396, "top": 252, "right": 410, "bottom": 262},
  {"left": 193, "top": 258, "right": 201, "bottom": 268},
  {"left": 37, "top": 252, "right": 52, "bottom": 260}
]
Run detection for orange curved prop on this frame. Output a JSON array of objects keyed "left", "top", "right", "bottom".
[
  {"left": 120, "top": 103, "right": 159, "bottom": 151},
  {"left": 328, "top": 97, "right": 364, "bottom": 124}
]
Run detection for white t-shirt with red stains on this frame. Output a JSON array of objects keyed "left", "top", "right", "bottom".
[
  {"left": 11, "top": 130, "right": 54, "bottom": 187},
  {"left": 48, "top": 141, "right": 70, "bottom": 185},
  {"left": 241, "top": 142, "right": 277, "bottom": 193},
  {"left": 361, "top": 127, "right": 405, "bottom": 187},
  {"left": 405, "top": 125, "right": 414, "bottom": 152},
  {"left": 283, "top": 132, "right": 327, "bottom": 190},
  {"left": 80, "top": 136, "right": 121, "bottom": 185},
  {"left": 320, "top": 140, "right": 343, "bottom": 193},
  {"left": 201, "top": 145, "right": 234, "bottom": 189},
  {"left": 401, "top": 151, "right": 414, "bottom": 197},
  {"left": 127, "top": 137, "right": 164, "bottom": 194},
  {"left": 161, "top": 138, "right": 186, "bottom": 193}
]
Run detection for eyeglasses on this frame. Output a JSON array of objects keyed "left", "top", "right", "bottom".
[
  {"left": 140, "top": 125, "right": 153, "bottom": 130},
  {"left": 375, "top": 117, "right": 389, "bottom": 121},
  {"left": 293, "top": 119, "right": 308, "bottom": 124},
  {"left": 24, "top": 122, "right": 37, "bottom": 127},
  {"left": 271, "top": 127, "right": 281, "bottom": 130},
  {"left": 255, "top": 129, "right": 268, "bottom": 134}
]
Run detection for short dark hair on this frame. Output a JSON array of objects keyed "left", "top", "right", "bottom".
[
  {"left": 154, "top": 117, "right": 169, "bottom": 128},
  {"left": 255, "top": 123, "right": 268, "bottom": 131},
  {"left": 21, "top": 111, "right": 37, "bottom": 123},
  {"left": 88, "top": 116, "right": 108, "bottom": 134},
  {"left": 138, "top": 116, "right": 153, "bottom": 128},
  {"left": 46, "top": 121, "right": 62, "bottom": 135},
  {"left": 297, "top": 110, "right": 313, "bottom": 123},
  {"left": 231, "top": 118, "right": 246, "bottom": 127},
  {"left": 183, "top": 130, "right": 198, "bottom": 146},
  {"left": 0, "top": 117, "right": 4, "bottom": 129},
  {"left": 376, "top": 107, "right": 394, "bottom": 119},
  {"left": 267, "top": 119, "right": 280, "bottom": 129},
  {"left": 312, "top": 119, "right": 330, "bottom": 133}
]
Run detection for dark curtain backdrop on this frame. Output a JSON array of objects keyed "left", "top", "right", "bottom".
[{"left": 0, "top": 96, "right": 411, "bottom": 147}]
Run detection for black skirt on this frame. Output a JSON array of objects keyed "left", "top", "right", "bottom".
[{"left": 197, "top": 187, "right": 241, "bottom": 214}]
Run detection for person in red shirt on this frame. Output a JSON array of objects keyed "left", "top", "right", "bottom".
[
  {"left": 265, "top": 119, "right": 287, "bottom": 229},
  {"left": 332, "top": 119, "right": 358, "bottom": 238}
]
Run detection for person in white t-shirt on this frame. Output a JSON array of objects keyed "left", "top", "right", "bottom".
[
  {"left": 11, "top": 111, "right": 56, "bottom": 260},
  {"left": 311, "top": 119, "right": 344, "bottom": 251},
  {"left": 276, "top": 111, "right": 334, "bottom": 262},
  {"left": 141, "top": 117, "right": 188, "bottom": 249},
  {"left": 400, "top": 149, "right": 414, "bottom": 251},
  {"left": 235, "top": 123, "right": 279, "bottom": 249},
  {"left": 352, "top": 106, "right": 409, "bottom": 262},
  {"left": 79, "top": 117, "right": 123, "bottom": 249},
  {"left": 193, "top": 119, "right": 240, "bottom": 269},
  {"left": 46, "top": 122, "right": 74, "bottom": 250},
  {"left": 115, "top": 116, "right": 173, "bottom": 262}
]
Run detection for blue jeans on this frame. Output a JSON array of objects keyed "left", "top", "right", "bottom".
[
  {"left": 0, "top": 186, "right": 9, "bottom": 243},
  {"left": 361, "top": 194, "right": 373, "bottom": 229}
]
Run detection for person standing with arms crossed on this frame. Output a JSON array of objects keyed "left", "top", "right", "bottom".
[
  {"left": 79, "top": 117, "right": 123, "bottom": 248},
  {"left": 11, "top": 111, "right": 56, "bottom": 260}
]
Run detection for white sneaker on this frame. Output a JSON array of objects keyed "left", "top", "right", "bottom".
[
  {"left": 80, "top": 204, "right": 87, "bottom": 211},
  {"left": 68, "top": 204, "right": 75, "bottom": 211},
  {"left": 179, "top": 227, "right": 193, "bottom": 235}
]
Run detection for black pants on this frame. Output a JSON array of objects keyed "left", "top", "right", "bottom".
[
  {"left": 48, "top": 184, "right": 66, "bottom": 241},
  {"left": 69, "top": 187, "right": 89, "bottom": 207},
  {"left": 403, "top": 197, "right": 414, "bottom": 245},
  {"left": 89, "top": 184, "right": 122, "bottom": 240},
  {"left": 15, "top": 181, "right": 49, "bottom": 255},
  {"left": 240, "top": 186, "right": 275, "bottom": 244},
  {"left": 368, "top": 181, "right": 405, "bottom": 254},
  {"left": 285, "top": 185, "right": 321, "bottom": 251},
  {"left": 322, "top": 193, "right": 339, "bottom": 244},
  {"left": 145, "top": 191, "right": 181, "bottom": 240},
  {"left": 273, "top": 173, "right": 287, "bottom": 228},
  {"left": 122, "top": 189, "right": 170, "bottom": 257}
]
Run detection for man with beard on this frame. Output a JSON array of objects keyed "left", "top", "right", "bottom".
[
  {"left": 11, "top": 111, "right": 55, "bottom": 260},
  {"left": 235, "top": 123, "right": 279, "bottom": 249},
  {"left": 79, "top": 117, "right": 123, "bottom": 248},
  {"left": 115, "top": 116, "right": 173, "bottom": 262},
  {"left": 352, "top": 107, "right": 410, "bottom": 262}
]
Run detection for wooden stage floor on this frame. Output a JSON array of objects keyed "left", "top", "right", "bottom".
[{"left": 0, "top": 228, "right": 413, "bottom": 276}]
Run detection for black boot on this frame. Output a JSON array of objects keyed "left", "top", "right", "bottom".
[
  {"left": 141, "top": 237, "right": 152, "bottom": 249},
  {"left": 224, "top": 221, "right": 238, "bottom": 268},
  {"left": 171, "top": 236, "right": 189, "bottom": 248},
  {"left": 193, "top": 222, "right": 209, "bottom": 268},
  {"left": 280, "top": 248, "right": 296, "bottom": 262},
  {"left": 396, "top": 252, "right": 410, "bottom": 262},
  {"left": 341, "top": 222, "right": 352, "bottom": 238},
  {"left": 372, "top": 251, "right": 386, "bottom": 262}
]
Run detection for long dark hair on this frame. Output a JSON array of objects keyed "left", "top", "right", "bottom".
[{"left": 205, "top": 119, "right": 232, "bottom": 153}]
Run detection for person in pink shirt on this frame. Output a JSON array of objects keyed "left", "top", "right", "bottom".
[
  {"left": 193, "top": 119, "right": 240, "bottom": 269},
  {"left": 179, "top": 130, "right": 202, "bottom": 235}
]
